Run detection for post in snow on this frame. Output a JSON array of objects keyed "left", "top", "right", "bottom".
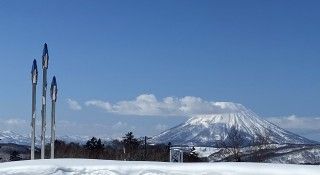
[
  {"left": 41, "top": 43, "right": 49, "bottom": 159},
  {"left": 31, "top": 59, "right": 38, "bottom": 160},
  {"left": 50, "top": 76, "right": 57, "bottom": 159}
]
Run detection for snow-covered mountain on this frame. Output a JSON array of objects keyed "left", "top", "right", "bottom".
[
  {"left": 152, "top": 102, "right": 316, "bottom": 146},
  {"left": 0, "top": 130, "right": 30, "bottom": 146},
  {"left": 0, "top": 130, "right": 109, "bottom": 146}
]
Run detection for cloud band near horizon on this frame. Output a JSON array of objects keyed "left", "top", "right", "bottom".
[{"left": 85, "top": 94, "right": 245, "bottom": 116}]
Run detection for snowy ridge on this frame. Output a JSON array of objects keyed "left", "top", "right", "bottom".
[
  {"left": 0, "top": 130, "right": 30, "bottom": 146},
  {"left": 265, "top": 146, "right": 320, "bottom": 164},
  {"left": 152, "top": 102, "right": 315, "bottom": 146},
  {"left": 0, "top": 130, "right": 108, "bottom": 146},
  {"left": 0, "top": 159, "right": 319, "bottom": 175}
]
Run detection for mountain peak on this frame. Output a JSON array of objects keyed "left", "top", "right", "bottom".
[
  {"left": 212, "top": 102, "right": 247, "bottom": 113},
  {"left": 185, "top": 103, "right": 251, "bottom": 127},
  {"left": 153, "top": 103, "right": 316, "bottom": 146},
  {"left": 193, "top": 102, "right": 249, "bottom": 116}
]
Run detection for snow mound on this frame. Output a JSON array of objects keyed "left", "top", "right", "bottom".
[{"left": 0, "top": 159, "right": 319, "bottom": 175}]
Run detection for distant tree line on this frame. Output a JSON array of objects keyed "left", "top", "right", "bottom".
[
  {"left": 42, "top": 131, "right": 202, "bottom": 162},
  {"left": 4, "top": 129, "right": 318, "bottom": 164}
]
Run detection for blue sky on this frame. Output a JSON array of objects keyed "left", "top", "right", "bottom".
[{"left": 0, "top": 0, "right": 320, "bottom": 140}]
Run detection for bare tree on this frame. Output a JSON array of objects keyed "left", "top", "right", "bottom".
[
  {"left": 251, "top": 127, "right": 272, "bottom": 162},
  {"left": 217, "top": 127, "right": 247, "bottom": 162}
]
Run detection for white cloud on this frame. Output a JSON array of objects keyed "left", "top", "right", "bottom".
[
  {"left": 267, "top": 115, "right": 320, "bottom": 141},
  {"left": 85, "top": 100, "right": 112, "bottom": 110},
  {"left": 155, "top": 124, "right": 168, "bottom": 132},
  {"left": 85, "top": 94, "right": 243, "bottom": 116},
  {"left": 67, "top": 98, "right": 82, "bottom": 111},
  {"left": 0, "top": 118, "right": 28, "bottom": 134},
  {"left": 4, "top": 118, "right": 27, "bottom": 125},
  {"left": 112, "top": 121, "right": 128, "bottom": 130},
  {"left": 268, "top": 115, "right": 320, "bottom": 132}
]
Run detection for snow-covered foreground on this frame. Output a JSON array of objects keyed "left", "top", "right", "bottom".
[{"left": 0, "top": 159, "right": 319, "bottom": 175}]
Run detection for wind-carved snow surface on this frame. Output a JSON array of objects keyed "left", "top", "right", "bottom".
[
  {"left": 0, "top": 159, "right": 319, "bottom": 175},
  {"left": 152, "top": 102, "right": 315, "bottom": 146}
]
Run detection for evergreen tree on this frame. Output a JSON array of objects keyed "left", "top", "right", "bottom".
[
  {"left": 122, "top": 132, "right": 140, "bottom": 160},
  {"left": 84, "top": 137, "right": 105, "bottom": 159},
  {"left": 85, "top": 137, "right": 104, "bottom": 150},
  {"left": 96, "top": 138, "right": 104, "bottom": 150}
]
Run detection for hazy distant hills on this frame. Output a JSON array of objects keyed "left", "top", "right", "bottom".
[{"left": 0, "top": 130, "right": 109, "bottom": 146}]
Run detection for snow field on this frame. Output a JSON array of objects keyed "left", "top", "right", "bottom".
[{"left": 0, "top": 159, "right": 319, "bottom": 175}]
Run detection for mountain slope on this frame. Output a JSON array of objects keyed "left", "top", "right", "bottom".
[{"left": 152, "top": 102, "right": 315, "bottom": 146}]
